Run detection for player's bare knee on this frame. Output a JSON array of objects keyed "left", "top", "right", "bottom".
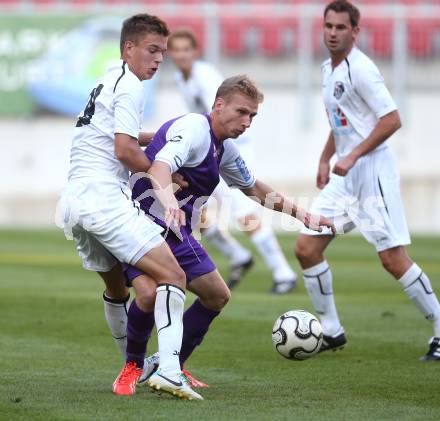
[
  {"left": 135, "top": 291, "right": 156, "bottom": 313},
  {"left": 295, "top": 238, "right": 314, "bottom": 262},
  {"left": 380, "top": 250, "right": 400, "bottom": 276},
  {"left": 160, "top": 265, "right": 186, "bottom": 289},
  {"left": 220, "top": 287, "right": 231, "bottom": 308},
  {"left": 200, "top": 285, "right": 230, "bottom": 311}
]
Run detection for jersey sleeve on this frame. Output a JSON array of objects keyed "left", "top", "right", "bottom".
[
  {"left": 155, "top": 115, "right": 208, "bottom": 172},
  {"left": 113, "top": 77, "right": 144, "bottom": 139},
  {"left": 353, "top": 61, "right": 397, "bottom": 119},
  {"left": 219, "top": 139, "right": 256, "bottom": 189}
]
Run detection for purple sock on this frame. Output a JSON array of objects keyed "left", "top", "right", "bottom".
[
  {"left": 126, "top": 300, "right": 155, "bottom": 368},
  {"left": 180, "top": 299, "right": 220, "bottom": 367}
]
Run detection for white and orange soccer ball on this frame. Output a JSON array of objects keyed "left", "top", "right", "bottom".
[{"left": 272, "top": 310, "right": 323, "bottom": 361}]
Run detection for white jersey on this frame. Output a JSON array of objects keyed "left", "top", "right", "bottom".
[
  {"left": 322, "top": 47, "right": 397, "bottom": 158},
  {"left": 174, "top": 60, "right": 223, "bottom": 113},
  {"left": 68, "top": 60, "right": 145, "bottom": 184},
  {"left": 155, "top": 113, "right": 256, "bottom": 189}
]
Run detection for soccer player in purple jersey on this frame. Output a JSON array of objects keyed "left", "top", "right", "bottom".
[
  {"left": 118, "top": 75, "right": 335, "bottom": 397},
  {"left": 167, "top": 29, "right": 297, "bottom": 294}
]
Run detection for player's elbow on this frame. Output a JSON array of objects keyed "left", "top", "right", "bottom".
[
  {"left": 393, "top": 113, "right": 402, "bottom": 131},
  {"left": 388, "top": 111, "right": 402, "bottom": 133},
  {"left": 115, "top": 134, "right": 138, "bottom": 163}
]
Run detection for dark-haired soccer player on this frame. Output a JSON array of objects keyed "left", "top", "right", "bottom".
[
  {"left": 295, "top": 0, "right": 440, "bottom": 360},
  {"left": 58, "top": 14, "right": 201, "bottom": 399}
]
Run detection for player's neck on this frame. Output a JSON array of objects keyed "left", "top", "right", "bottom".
[
  {"left": 208, "top": 113, "right": 226, "bottom": 142},
  {"left": 181, "top": 65, "right": 193, "bottom": 81},
  {"left": 330, "top": 45, "right": 353, "bottom": 69}
]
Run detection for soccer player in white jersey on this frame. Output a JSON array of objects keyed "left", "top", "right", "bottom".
[
  {"left": 58, "top": 14, "right": 202, "bottom": 399},
  {"left": 294, "top": 1, "right": 440, "bottom": 361},
  {"left": 167, "top": 29, "right": 297, "bottom": 294}
]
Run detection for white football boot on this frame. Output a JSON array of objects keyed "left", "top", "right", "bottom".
[{"left": 148, "top": 369, "right": 203, "bottom": 401}]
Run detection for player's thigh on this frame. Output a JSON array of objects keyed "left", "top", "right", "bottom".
[
  {"left": 97, "top": 261, "right": 129, "bottom": 299},
  {"left": 295, "top": 233, "right": 333, "bottom": 260},
  {"left": 135, "top": 241, "right": 186, "bottom": 289},
  {"left": 187, "top": 269, "right": 231, "bottom": 311}
]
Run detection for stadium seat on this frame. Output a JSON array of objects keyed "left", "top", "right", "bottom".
[
  {"left": 28, "top": 0, "right": 59, "bottom": 4},
  {"left": 101, "top": 0, "right": 137, "bottom": 4},
  {"left": 362, "top": 18, "right": 393, "bottom": 57},
  {"left": 407, "top": 18, "right": 440, "bottom": 57},
  {"left": 220, "top": 17, "right": 254, "bottom": 56},
  {"left": 166, "top": 16, "right": 205, "bottom": 50},
  {"left": 259, "top": 18, "right": 298, "bottom": 56}
]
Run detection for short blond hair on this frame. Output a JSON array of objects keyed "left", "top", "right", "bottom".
[{"left": 215, "top": 75, "right": 264, "bottom": 104}]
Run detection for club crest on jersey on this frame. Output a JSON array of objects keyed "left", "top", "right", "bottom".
[{"left": 334, "top": 81, "right": 345, "bottom": 99}]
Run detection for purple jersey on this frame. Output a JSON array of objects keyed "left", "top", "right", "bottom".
[{"left": 131, "top": 114, "right": 224, "bottom": 240}]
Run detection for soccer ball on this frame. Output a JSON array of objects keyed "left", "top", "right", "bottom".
[{"left": 272, "top": 310, "right": 323, "bottom": 360}]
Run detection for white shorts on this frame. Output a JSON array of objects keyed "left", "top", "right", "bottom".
[
  {"left": 301, "top": 148, "right": 411, "bottom": 252},
  {"left": 57, "top": 179, "right": 164, "bottom": 272}
]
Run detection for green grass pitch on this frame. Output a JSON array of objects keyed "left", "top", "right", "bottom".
[{"left": 1, "top": 229, "right": 439, "bottom": 420}]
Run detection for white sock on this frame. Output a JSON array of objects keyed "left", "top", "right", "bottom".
[
  {"left": 251, "top": 227, "right": 296, "bottom": 282},
  {"left": 103, "top": 292, "right": 129, "bottom": 359},
  {"left": 202, "top": 225, "right": 251, "bottom": 266},
  {"left": 303, "top": 261, "right": 342, "bottom": 336},
  {"left": 155, "top": 284, "right": 186, "bottom": 375},
  {"left": 398, "top": 263, "right": 440, "bottom": 337}
]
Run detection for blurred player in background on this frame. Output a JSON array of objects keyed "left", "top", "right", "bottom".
[
  {"left": 167, "top": 29, "right": 297, "bottom": 294},
  {"left": 295, "top": 0, "right": 440, "bottom": 361},
  {"left": 121, "top": 75, "right": 335, "bottom": 394},
  {"left": 58, "top": 14, "right": 202, "bottom": 400}
]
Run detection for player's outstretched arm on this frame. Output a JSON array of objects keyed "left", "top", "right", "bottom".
[
  {"left": 115, "top": 133, "right": 153, "bottom": 173},
  {"left": 241, "top": 179, "right": 335, "bottom": 234},
  {"left": 148, "top": 161, "right": 186, "bottom": 229}
]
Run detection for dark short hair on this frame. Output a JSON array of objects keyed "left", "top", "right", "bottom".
[
  {"left": 120, "top": 14, "right": 170, "bottom": 55},
  {"left": 168, "top": 28, "right": 198, "bottom": 50},
  {"left": 324, "top": 0, "right": 360, "bottom": 28},
  {"left": 215, "top": 75, "right": 264, "bottom": 104}
]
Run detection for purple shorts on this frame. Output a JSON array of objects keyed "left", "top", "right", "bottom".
[{"left": 124, "top": 233, "right": 216, "bottom": 286}]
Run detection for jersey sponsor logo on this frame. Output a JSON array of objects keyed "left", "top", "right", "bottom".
[
  {"left": 334, "top": 81, "right": 345, "bottom": 99},
  {"left": 235, "top": 157, "right": 252, "bottom": 183},
  {"left": 168, "top": 135, "right": 183, "bottom": 142},
  {"left": 332, "top": 107, "right": 348, "bottom": 127}
]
